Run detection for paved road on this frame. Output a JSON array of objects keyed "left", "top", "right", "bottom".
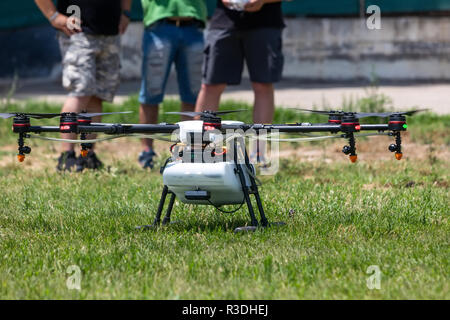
[{"left": 2, "top": 77, "right": 449, "bottom": 114}]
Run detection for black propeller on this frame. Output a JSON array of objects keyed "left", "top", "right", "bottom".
[
  {"left": 77, "top": 111, "right": 133, "bottom": 118},
  {"left": 295, "top": 108, "right": 342, "bottom": 115},
  {"left": 295, "top": 108, "right": 428, "bottom": 118},
  {"left": 351, "top": 109, "right": 428, "bottom": 118},
  {"left": 0, "top": 112, "right": 61, "bottom": 119},
  {"left": 166, "top": 109, "right": 247, "bottom": 118},
  {"left": 0, "top": 111, "right": 132, "bottom": 120}
]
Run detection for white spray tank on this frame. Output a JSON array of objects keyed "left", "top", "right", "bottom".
[{"left": 162, "top": 120, "right": 254, "bottom": 205}]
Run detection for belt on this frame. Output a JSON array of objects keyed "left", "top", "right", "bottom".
[{"left": 162, "top": 18, "right": 203, "bottom": 28}]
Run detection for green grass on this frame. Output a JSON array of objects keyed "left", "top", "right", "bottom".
[
  {"left": 0, "top": 158, "right": 448, "bottom": 299},
  {"left": 0, "top": 98, "right": 448, "bottom": 299}
]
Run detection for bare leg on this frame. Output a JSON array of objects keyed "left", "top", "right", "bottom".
[
  {"left": 251, "top": 82, "right": 275, "bottom": 160},
  {"left": 181, "top": 101, "right": 195, "bottom": 121},
  {"left": 252, "top": 82, "right": 275, "bottom": 123},
  {"left": 61, "top": 96, "right": 92, "bottom": 152},
  {"left": 86, "top": 96, "right": 102, "bottom": 140},
  {"left": 195, "top": 83, "right": 227, "bottom": 112},
  {"left": 140, "top": 103, "right": 159, "bottom": 151}
]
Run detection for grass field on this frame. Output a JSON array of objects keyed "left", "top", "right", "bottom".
[{"left": 0, "top": 98, "right": 448, "bottom": 299}]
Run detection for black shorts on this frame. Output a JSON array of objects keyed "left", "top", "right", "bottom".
[{"left": 202, "top": 28, "right": 284, "bottom": 85}]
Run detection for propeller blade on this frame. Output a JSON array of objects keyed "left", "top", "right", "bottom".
[
  {"left": 78, "top": 111, "right": 133, "bottom": 117},
  {"left": 165, "top": 111, "right": 202, "bottom": 118},
  {"left": 214, "top": 109, "right": 247, "bottom": 115},
  {"left": 26, "top": 113, "right": 62, "bottom": 119},
  {"left": 0, "top": 112, "right": 61, "bottom": 119},
  {"left": 294, "top": 108, "right": 343, "bottom": 115},
  {"left": 1, "top": 111, "right": 133, "bottom": 120},
  {"left": 355, "top": 112, "right": 393, "bottom": 119},
  {"left": 402, "top": 108, "right": 429, "bottom": 116},
  {"left": 295, "top": 108, "right": 428, "bottom": 119},
  {"left": 166, "top": 109, "right": 247, "bottom": 118},
  {"left": 0, "top": 113, "right": 16, "bottom": 119},
  {"left": 355, "top": 109, "right": 429, "bottom": 118}
]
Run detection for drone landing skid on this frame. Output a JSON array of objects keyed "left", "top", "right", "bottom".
[
  {"left": 136, "top": 185, "right": 176, "bottom": 230},
  {"left": 137, "top": 140, "right": 284, "bottom": 233},
  {"left": 234, "top": 222, "right": 287, "bottom": 233}
]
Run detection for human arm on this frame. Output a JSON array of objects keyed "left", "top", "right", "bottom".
[
  {"left": 34, "top": 0, "right": 81, "bottom": 36},
  {"left": 244, "top": 0, "right": 285, "bottom": 13},
  {"left": 119, "top": 0, "right": 133, "bottom": 34}
]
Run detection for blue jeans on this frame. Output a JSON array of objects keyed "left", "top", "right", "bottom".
[{"left": 139, "top": 20, "right": 204, "bottom": 105}]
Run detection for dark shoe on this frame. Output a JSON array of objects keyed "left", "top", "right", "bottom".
[
  {"left": 56, "top": 151, "right": 77, "bottom": 172},
  {"left": 75, "top": 150, "right": 103, "bottom": 172},
  {"left": 85, "top": 150, "right": 103, "bottom": 170},
  {"left": 75, "top": 154, "right": 86, "bottom": 172},
  {"left": 139, "top": 149, "right": 156, "bottom": 169}
]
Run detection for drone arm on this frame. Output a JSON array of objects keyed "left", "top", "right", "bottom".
[
  {"left": 221, "top": 124, "right": 342, "bottom": 133},
  {"left": 221, "top": 123, "right": 389, "bottom": 133},
  {"left": 111, "top": 124, "right": 179, "bottom": 134},
  {"left": 29, "top": 126, "right": 61, "bottom": 133},
  {"left": 77, "top": 124, "right": 180, "bottom": 134},
  {"left": 26, "top": 124, "right": 180, "bottom": 134},
  {"left": 25, "top": 123, "right": 390, "bottom": 135},
  {"left": 359, "top": 124, "right": 389, "bottom": 131}
]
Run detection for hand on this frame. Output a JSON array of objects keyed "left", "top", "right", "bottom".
[
  {"left": 222, "top": 0, "right": 234, "bottom": 9},
  {"left": 51, "top": 13, "right": 82, "bottom": 36},
  {"left": 119, "top": 14, "right": 130, "bottom": 35},
  {"left": 244, "top": 0, "right": 266, "bottom": 12}
]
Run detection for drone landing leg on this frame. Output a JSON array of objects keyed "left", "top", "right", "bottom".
[
  {"left": 242, "top": 140, "right": 270, "bottom": 228},
  {"left": 234, "top": 166, "right": 259, "bottom": 232},
  {"left": 253, "top": 186, "right": 285, "bottom": 228},
  {"left": 162, "top": 193, "right": 176, "bottom": 225},
  {"left": 243, "top": 185, "right": 259, "bottom": 228},
  {"left": 253, "top": 191, "right": 268, "bottom": 227},
  {"left": 234, "top": 141, "right": 285, "bottom": 233},
  {"left": 233, "top": 138, "right": 261, "bottom": 232},
  {"left": 234, "top": 183, "right": 259, "bottom": 233},
  {"left": 136, "top": 185, "right": 169, "bottom": 230}
]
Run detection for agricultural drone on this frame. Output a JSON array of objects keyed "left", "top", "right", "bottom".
[{"left": 1, "top": 108, "right": 422, "bottom": 232}]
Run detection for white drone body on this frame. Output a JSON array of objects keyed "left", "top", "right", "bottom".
[
  {"left": 163, "top": 161, "right": 253, "bottom": 205},
  {"left": 162, "top": 120, "right": 254, "bottom": 206}
]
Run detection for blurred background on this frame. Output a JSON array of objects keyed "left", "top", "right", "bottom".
[{"left": 0, "top": 0, "right": 449, "bottom": 113}]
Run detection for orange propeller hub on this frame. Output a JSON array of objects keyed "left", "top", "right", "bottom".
[
  {"left": 17, "top": 154, "right": 25, "bottom": 162},
  {"left": 395, "top": 152, "right": 403, "bottom": 160},
  {"left": 349, "top": 155, "right": 357, "bottom": 163}
]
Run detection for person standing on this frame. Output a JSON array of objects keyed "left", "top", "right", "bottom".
[
  {"left": 196, "top": 0, "right": 286, "bottom": 162},
  {"left": 138, "top": 0, "right": 207, "bottom": 169},
  {"left": 34, "top": 0, "right": 132, "bottom": 171}
]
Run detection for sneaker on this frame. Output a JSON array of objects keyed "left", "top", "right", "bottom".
[
  {"left": 139, "top": 149, "right": 157, "bottom": 169},
  {"left": 56, "top": 151, "right": 77, "bottom": 172},
  {"left": 85, "top": 150, "right": 103, "bottom": 170},
  {"left": 75, "top": 154, "right": 86, "bottom": 172},
  {"left": 75, "top": 150, "right": 103, "bottom": 172}
]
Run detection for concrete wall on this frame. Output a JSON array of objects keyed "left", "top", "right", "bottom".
[
  {"left": 2, "top": 16, "right": 450, "bottom": 83},
  {"left": 0, "top": 26, "right": 61, "bottom": 79},
  {"left": 281, "top": 17, "right": 450, "bottom": 81},
  {"left": 119, "top": 16, "right": 450, "bottom": 82}
]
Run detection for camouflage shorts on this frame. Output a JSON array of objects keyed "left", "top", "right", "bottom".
[{"left": 58, "top": 32, "right": 121, "bottom": 102}]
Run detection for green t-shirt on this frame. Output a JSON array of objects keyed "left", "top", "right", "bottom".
[{"left": 141, "top": 0, "right": 207, "bottom": 27}]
